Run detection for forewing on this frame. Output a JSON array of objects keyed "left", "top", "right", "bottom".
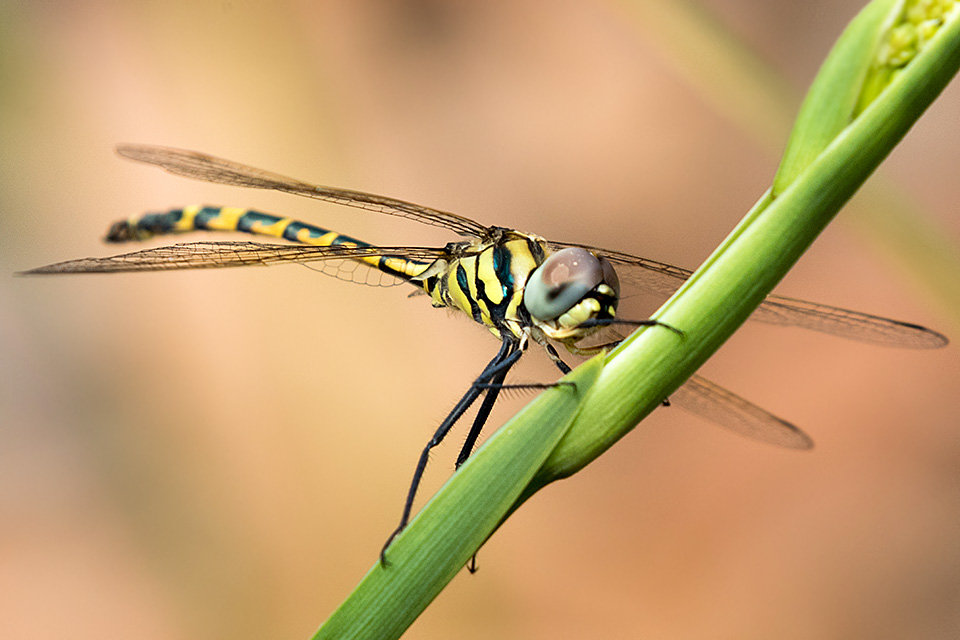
[
  {"left": 549, "top": 241, "right": 947, "bottom": 349},
  {"left": 672, "top": 374, "right": 814, "bottom": 449},
  {"left": 21, "top": 241, "right": 448, "bottom": 276},
  {"left": 116, "top": 144, "right": 489, "bottom": 238}
]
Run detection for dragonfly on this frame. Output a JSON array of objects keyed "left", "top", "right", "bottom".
[{"left": 24, "top": 145, "right": 949, "bottom": 564}]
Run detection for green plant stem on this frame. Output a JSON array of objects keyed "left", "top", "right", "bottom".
[
  {"left": 315, "top": 3, "right": 960, "bottom": 637},
  {"left": 314, "top": 357, "right": 603, "bottom": 640},
  {"left": 526, "top": 0, "right": 960, "bottom": 490}
]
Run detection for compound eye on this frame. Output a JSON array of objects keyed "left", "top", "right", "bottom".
[
  {"left": 599, "top": 255, "right": 620, "bottom": 299},
  {"left": 523, "top": 247, "right": 603, "bottom": 321}
]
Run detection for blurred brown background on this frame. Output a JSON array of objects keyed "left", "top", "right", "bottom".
[{"left": 2, "top": 1, "right": 959, "bottom": 638}]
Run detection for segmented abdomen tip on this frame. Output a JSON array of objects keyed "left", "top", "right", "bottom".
[{"left": 104, "top": 220, "right": 133, "bottom": 243}]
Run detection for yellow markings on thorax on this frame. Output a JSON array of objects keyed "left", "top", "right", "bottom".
[
  {"left": 463, "top": 254, "right": 496, "bottom": 327},
  {"left": 503, "top": 238, "right": 539, "bottom": 325},
  {"left": 476, "top": 249, "right": 504, "bottom": 305},
  {"left": 445, "top": 254, "right": 478, "bottom": 319},
  {"left": 439, "top": 236, "right": 544, "bottom": 333},
  {"left": 416, "top": 233, "right": 548, "bottom": 339}
]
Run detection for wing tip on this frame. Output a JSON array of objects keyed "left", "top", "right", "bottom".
[
  {"left": 16, "top": 262, "right": 96, "bottom": 275},
  {"left": 116, "top": 142, "right": 193, "bottom": 166},
  {"left": 784, "top": 429, "right": 815, "bottom": 451},
  {"left": 116, "top": 142, "right": 164, "bottom": 163},
  {"left": 749, "top": 420, "right": 815, "bottom": 451},
  {"left": 900, "top": 321, "right": 949, "bottom": 349},
  {"left": 115, "top": 142, "right": 146, "bottom": 159}
]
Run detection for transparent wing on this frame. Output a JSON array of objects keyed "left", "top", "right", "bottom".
[
  {"left": 549, "top": 240, "right": 947, "bottom": 349},
  {"left": 301, "top": 260, "right": 409, "bottom": 288},
  {"left": 116, "top": 144, "right": 490, "bottom": 238},
  {"left": 746, "top": 294, "right": 947, "bottom": 348},
  {"left": 20, "top": 240, "right": 449, "bottom": 275},
  {"left": 671, "top": 374, "right": 814, "bottom": 449}
]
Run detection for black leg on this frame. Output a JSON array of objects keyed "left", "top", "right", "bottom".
[
  {"left": 545, "top": 343, "right": 572, "bottom": 375},
  {"left": 455, "top": 369, "right": 508, "bottom": 468},
  {"left": 459, "top": 339, "right": 581, "bottom": 467},
  {"left": 380, "top": 336, "right": 521, "bottom": 566}
]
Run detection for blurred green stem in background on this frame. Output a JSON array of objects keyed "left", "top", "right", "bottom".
[
  {"left": 615, "top": 0, "right": 960, "bottom": 326},
  {"left": 316, "top": 2, "right": 960, "bottom": 638}
]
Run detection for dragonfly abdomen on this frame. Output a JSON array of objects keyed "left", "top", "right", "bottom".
[
  {"left": 105, "top": 205, "right": 428, "bottom": 283},
  {"left": 106, "top": 205, "right": 368, "bottom": 244}
]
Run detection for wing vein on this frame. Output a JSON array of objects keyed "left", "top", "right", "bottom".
[{"left": 116, "top": 144, "right": 489, "bottom": 237}]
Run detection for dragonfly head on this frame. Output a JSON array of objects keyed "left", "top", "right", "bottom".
[{"left": 523, "top": 247, "right": 620, "bottom": 342}]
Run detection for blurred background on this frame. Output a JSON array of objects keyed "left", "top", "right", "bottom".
[{"left": 2, "top": 1, "right": 959, "bottom": 638}]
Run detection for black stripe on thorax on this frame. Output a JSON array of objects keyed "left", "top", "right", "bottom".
[
  {"left": 475, "top": 244, "right": 512, "bottom": 328},
  {"left": 457, "top": 263, "right": 482, "bottom": 322}
]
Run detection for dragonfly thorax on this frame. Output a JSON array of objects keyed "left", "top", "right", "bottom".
[{"left": 420, "top": 229, "right": 543, "bottom": 340}]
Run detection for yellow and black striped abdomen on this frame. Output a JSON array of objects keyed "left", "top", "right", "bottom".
[
  {"left": 107, "top": 205, "right": 430, "bottom": 282},
  {"left": 108, "top": 208, "right": 548, "bottom": 338}
]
